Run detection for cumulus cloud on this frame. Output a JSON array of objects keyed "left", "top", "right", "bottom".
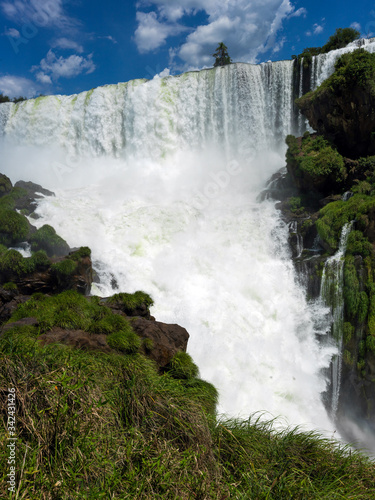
[
  {"left": 135, "top": 0, "right": 300, "bottom": 68},
  {"left": 134, "top": 11, "right": 187, "bottom": 52},
  {"left": 35, "top": 72, "right": 52, "bottom": 84},
  {"left": 0, "top": 75, "right": 38, "bottom": 98},
  {"left": 32, "top": 50, "right": 95, "bottom": 82},
  {"left": 52, "top": 37, "right": 84, "bottom": 53}
]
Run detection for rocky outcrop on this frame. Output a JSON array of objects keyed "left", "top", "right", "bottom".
[
  {"left": 296, "top": 49, "right": 375, "bottom": 158},
  {"left": 130, "top": 317, "right": 189, "bottom": 368},
  {"left": 297, "top": 87, "right": 375, "bottom": 158},
  {"left": 13, "top": 180, "right": 55, "bottom": 216}
]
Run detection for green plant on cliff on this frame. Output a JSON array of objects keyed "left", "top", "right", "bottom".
[
  {"left": 297, "top": 49, "right": 375, "bottom": 110},
  {"left": 322, "top": 27, "right": 360, "bottom": 53},
  {"left": 50, "top": 259, "right": 77, "bottom": 287},
  {"left": 30, "top": 224, "right": 70, "bottom": 257},
  {"left": 107, "top": 290, "right": 154, "bottom": 314},
  {"left": 286, "top": 133, "right": 345, "bottom": 194},
  {"left": 0, "top": 208, "right": 29, "bottom": 246},
  {"left": 292, "top": 27, "right": 360, "bottom": 66},
  {"left": 327, "top": 49, "right": 375, "bottom": 96},
  {"left": 316, "top": 194, "right": 375, "bottom": 250}
]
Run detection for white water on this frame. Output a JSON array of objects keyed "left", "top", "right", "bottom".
[
  {"left": 320, "top": 223, "right": 353, "bottom": 418},
  {"left": 2, "top": 51, "right": 365, "bottom": 433}
]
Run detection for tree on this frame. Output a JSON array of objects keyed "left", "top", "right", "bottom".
[
  {"left": 213, "top": 42, "right": 232, "bottom": 67},
  {"left": 322, "top": 27, "right": 360, "bottom": 53}
]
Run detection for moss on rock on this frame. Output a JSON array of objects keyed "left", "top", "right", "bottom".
[
  {"left": 0, "top": 208, "right": 30, "bottom": 246},
  {"left": 0, "top": 174, "right": 12, "bottom": 197},
  {"left": 30, "top": 224, "right": 70, "bottom": 257}
]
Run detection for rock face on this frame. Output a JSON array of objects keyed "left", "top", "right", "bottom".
[
  {"left": 130, "top": 317, "right": 189, "bottom": 368},
  {"left": 0, "top": 254, "right": 93, "bottom": 295},
  {"left": 296, "top": 49, "right": 375, "bottom": 159},
  {"left": 38, "top": 327, "right": 115, "bottom": 354},
  {"left": 297, "top": 87, "right": 375, "bottom": 158},
  {"left": 13, "top": 180, "right": 55, "bottom": 216}
]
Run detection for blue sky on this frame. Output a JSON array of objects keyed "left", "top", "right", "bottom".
[{"left": 0, "top": 0, "right": 373, "bottom": 98}]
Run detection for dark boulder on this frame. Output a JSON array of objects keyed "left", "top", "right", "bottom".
[{"left": 130, "top": 317, "right": 189, "bottom": 368}]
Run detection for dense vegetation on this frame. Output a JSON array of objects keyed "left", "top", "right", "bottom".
[
  {"left": 297, "top": 48, "right": 375, "bottom": 106},
  {"left": 292, "top": 27, "right": 360, "bottom": 67},
  {"left": 286, "top": 133, "right": 346, "bottom": 194},
  {"left": 0, "top": 93, "right": 26, "bottom": 104},
  {"left": 285, "top": 41, "right": 375, "bottom": 431}
]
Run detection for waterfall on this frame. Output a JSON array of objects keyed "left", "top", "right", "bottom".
[
  {"left": 297, "top": 57, "right": 305, "bottom": 131},
  {"left": 0, "top": 62, "right": 296, "bottom": 163},
  {"left": 2, "top": 42, "right": 373, "bottom": 433},
  {"left": 320, "top": 223, "right": 353, "bottom": 417}
]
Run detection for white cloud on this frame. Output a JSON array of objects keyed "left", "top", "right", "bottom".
[
  {"left": 1, "top": 0, "right": 76, "bottom": 29},
  {"left": 135, "top": 0, "right": 298, "bottom": 68},
  {"left": 313, "top": 24, "right": 324, "bottom": 35},
  {"left": 52, "top": 37, "right": 84, "bottom": 53},
  {"left": 289, "top": 7, "right": 307, "bottom": 18},
  {"left": 35, "top": 71, "right": 52, "bottom": 84},
  {"left": 134, "top": 11, "right": 187, "bottom": 52},
  {"left": 0, "top": 75, "right": 38, "bottom": 97},
  {"left": 136, "top": 0, "right": 213, "bottom": 22},
  {"left": 32, "top": 50, "right": 95, "bottom": 81},
  {"left": 350, "top": 22, "right": 361, "bottom": 32},
  {"left": 4, "top": 27, "right": 20, "bottom": 37},
  {"left": 306, "top": 23, "right": 324, "bottom": 37}
]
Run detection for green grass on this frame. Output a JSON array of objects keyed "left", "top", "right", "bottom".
[
  {"left": 106, "top": 290, "right": 154, "bottom": 315},
  {"left": 0, "top": 319, "right": 374, "bottom": 499}
]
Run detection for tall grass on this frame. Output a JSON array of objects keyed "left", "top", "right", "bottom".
[{"left": 1, "top": 322, "right": 375, "bottom": 499}]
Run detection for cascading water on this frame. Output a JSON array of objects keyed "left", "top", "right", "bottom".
[
  {"left": 320, "top": 223, "right": 353, "bottom": 418},
  {"left": 2, "top": 40, "right": 375, "bottom": 434}
]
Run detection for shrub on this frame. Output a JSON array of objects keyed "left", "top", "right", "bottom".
[
  {"left": 69, "top": 246, "right": 91, "bottom": 260},
  {"left": 286, "top": 134, "right": 346, "bottom": 196},
  {"left": 322, "top": 28, "right": 360, "bottom": 53}
]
